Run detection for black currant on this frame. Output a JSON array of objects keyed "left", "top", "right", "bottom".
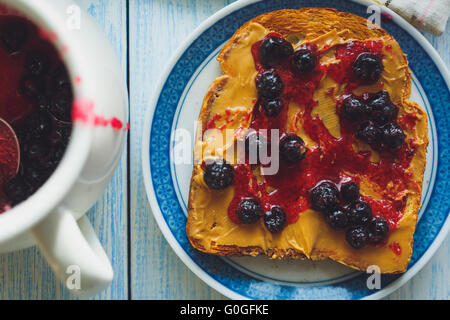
[{"left": 203, "top": 159, "right": 234, "bottom": 190}]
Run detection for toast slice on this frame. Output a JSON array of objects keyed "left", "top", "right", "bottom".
[{"left": 186, "top": 8, "right": 428, "bottom": 273}]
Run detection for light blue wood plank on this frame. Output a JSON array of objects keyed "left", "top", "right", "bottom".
[
  {"left": 129, "top": 0, "right": 234, "bottom": 300},
  {"left": 0, "top": 0, "right": 128, "bottom": 300},
  {"left": 130, "top": 0, "right": 449, "bottom": 300}
]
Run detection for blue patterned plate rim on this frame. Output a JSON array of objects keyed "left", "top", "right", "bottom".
[{"left": 142, "top": 0, "right": 450, "bottom": 300}]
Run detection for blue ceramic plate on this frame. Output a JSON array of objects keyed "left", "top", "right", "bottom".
[{"left": 142, "top": 0, "right": 450, "bottom": 299}]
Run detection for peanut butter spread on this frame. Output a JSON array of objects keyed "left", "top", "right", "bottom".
[{"left": 187, "top": 20, "right": 428, "bottom": 273}]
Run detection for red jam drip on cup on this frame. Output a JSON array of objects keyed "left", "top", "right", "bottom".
[{"left": 72, "top": 99, "right": 129, "bottom": 131}]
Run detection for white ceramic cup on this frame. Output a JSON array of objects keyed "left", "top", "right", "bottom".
[{"left": 0, "top": 0, "right": 128, "bottom": 297}]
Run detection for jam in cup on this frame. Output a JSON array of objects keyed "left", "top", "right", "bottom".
[{"left": 0, "top": 1, "right": 128, "bottom": 297}]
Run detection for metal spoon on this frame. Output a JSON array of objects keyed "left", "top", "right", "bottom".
[{"left": 0, "top": 117, "right": 20, "bottom": 179}]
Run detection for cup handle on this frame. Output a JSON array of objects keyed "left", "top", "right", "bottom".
[{"left": 30, "top": 207, "right": 113, "bottom": 297}]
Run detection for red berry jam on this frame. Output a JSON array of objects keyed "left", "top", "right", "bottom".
[
  {"left": 0, "top": 15, "right": 73, "bottom": 213},
  {"left": 389, "top": 241, "right": 402, "bottom": 256},
  {"left": 328, "top": 40, "right": 384, "bottom": 91},
  {"left": 227, "top": 33, "right": 417, "bottom": 243}
]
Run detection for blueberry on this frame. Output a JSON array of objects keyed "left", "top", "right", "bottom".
[
  {"left": 353, "top": 53, "right": 383, "bottom": 82},
  {"left": 356, "top": 120, "right": 380, "bottom": 145},
  {"left": 347, "top": 200, "right": 373, "bottom": 226},
  {"left": 368, "top": 217, "right": 390, "bottom": 243},
  {"left": 24, "top": 139, "right": 50, "bottom": 162},
  {"left": 380, "top": 122, "right": 405, "bottom": 149},
  {"left": 26, "top": 51, "right": 50, "bottom": 76},
  {"left": 256, "top": 70, "right": 284, "bottom": 99},
  {"left": 36, "top": 95, "right": 51, "bottom": 112},
  {"left": 377, "top": 103, "right": 398, "bottom": 125},
  {"left": 259, "top": 36, "right": 293, "bottom": 68},
  {"left": 264, "top": 206, "right": 287, "bottom": 233},
  {"left": 44, "top": 145, "right": 66, "bottom": 169},
  {"left": 50, "top": 65, "right": 71, "bottom": 93},
  {"left": 4, "top": 176, "right": 30, "bottom": 205},
  {"left": 261, "top": 98, "right": 283, "bottom": 117},
  {"left": 203, "top": 159, "right": 234, "bottom": 190},
  {"left": 24, "top": 165, "right": 49, "bottom": 188},
  {"left": 49, "top": 122, "right": 72, "bottom": 146},
  {"left": 366, "top": 91, "right": 398, "bottom": 124},
  {"left": 310, "top": 182, "right": 339, "bottom": 212},
  {"left": 279, "top": 134, "right": 308, "bottom": 163},
  {"left": 17, "top": 114, "right": 54, "bottom": 149},
  {"left": 50, "top": 91, "right": 73, "bottom": 122},
  {"left": 342, "top": 95, "right": 364, "bottom": 122},
  {"left": 24, "top": 111, "right": 52, "bottom": 138},
  {"left": 236, "top": 198, "right": 263, "bottom": 224},
  {"left": 1, "top": 21, "right": 27, "bottom": 53},
  {"left": 292, "top": 49, "right": 316, "bottom": 74},
  {"left": 244, "top": 131, "right": 267, "bottom": 165},
  {"left": 20, "top": 75, "right": 44, "bottom": 99},
  {"left": 340, "top": 182, "right": 359, "bottom": 203},
  {"left": 325, "top": 207, "right": 348, "bottom": 230},
  {"left": 346, "top": 226, "right": 369, "bottom": 249},
  {"left": 366, "top": 90, "right": 389, "bottom": 111}
]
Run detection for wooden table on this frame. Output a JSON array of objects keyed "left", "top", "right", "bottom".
[{"left": 0, "top": 0, "right": 448, "bottom": 300}]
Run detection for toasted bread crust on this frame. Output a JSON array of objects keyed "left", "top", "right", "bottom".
[
  {"left": 219, "top": 8, "right": 387, "bottom": 68},
  {"left": 186, "top": 8, "right": 428, "bottom": 272}
]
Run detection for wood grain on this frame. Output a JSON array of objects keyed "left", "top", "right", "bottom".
[
  {"left": 128, "top": 0, "right": 234, "bottom": 300},
  {"left": 0, "top": 0, "right": 128, "bottom": 300}
]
